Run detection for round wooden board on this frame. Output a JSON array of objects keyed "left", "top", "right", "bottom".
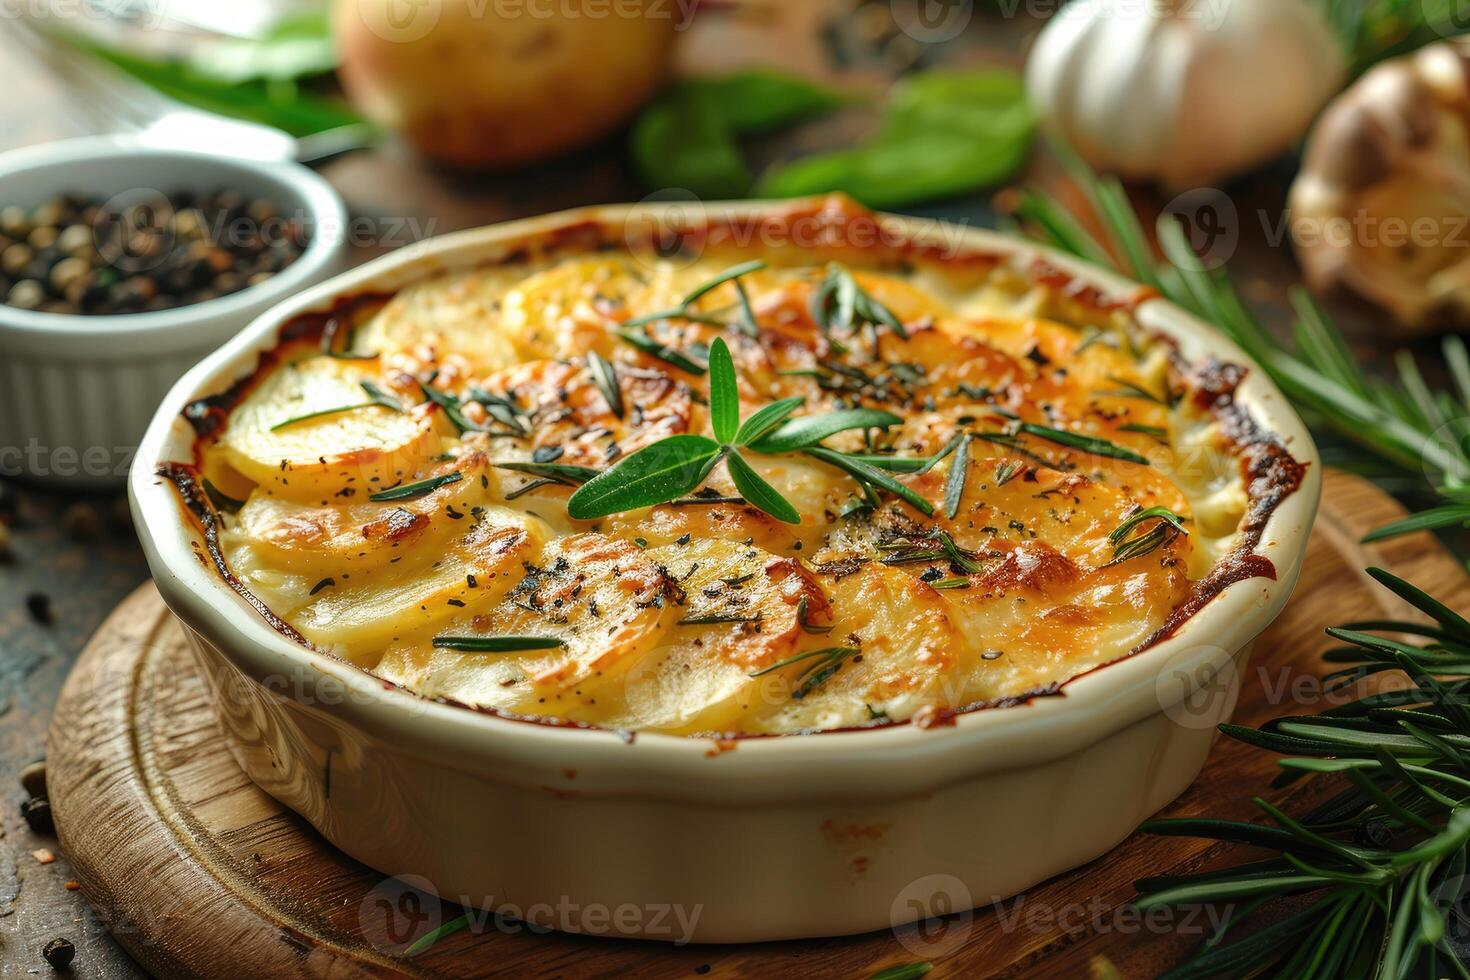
[{"left": 45, "top": 470, "right": 1470, "bottom": 979}]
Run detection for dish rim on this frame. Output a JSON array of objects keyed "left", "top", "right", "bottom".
[{"left": 128, "top": 197, "right": 1321, "bottom": 796}]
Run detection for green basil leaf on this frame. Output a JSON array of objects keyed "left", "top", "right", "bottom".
[
  {"left": 62, "top": 32, "right": 368, "bottom": 139},
  {"left": 726, "top": 450, "right": 799, "bottom": 524},
  {"left": 735, "top": 396, "right": 805, "bottom": 446},
  {"left": 707, "top": 338, "right": 739, "bottom": 444},
  {"left": 755, "top": 69, "right": 1033, "bottom": 209},
  {"left": 630, "top": 71, "right": 847, "bottom": 199},
  {"left": 750, "top": 408, "right": 903, "bottom": 454},
  {"left": 567, "top": 435, "right": 722, "bottom": 519}
]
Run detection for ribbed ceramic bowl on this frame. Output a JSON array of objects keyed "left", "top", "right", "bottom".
[
  {"left": 129, "top": 201, "right": 1320, "bottom": 945},
  {"left": 0, "top": 135, "right": 348, "bottom": 489}
]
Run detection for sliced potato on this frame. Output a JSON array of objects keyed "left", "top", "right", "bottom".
[
  {"left": 282, "top": 511, "right": 547, "bottom": 659},
  {"left": 374, "top": 533, "right": 679, "bottom": 719},
  {"left": 219, "top": 357, "right": 444, "bottom": 502},
  {"left": 745, "top": 562, "right": 967, "bottom": 734},
  {"left": 355, "top": 267, "right": 524, "bottom": 372}
]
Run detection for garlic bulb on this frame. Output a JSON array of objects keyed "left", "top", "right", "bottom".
[
  {"left": 1026, "top": 0, "right": 1346, "bottom": 186},
  {"left": 1290, "top": 41, "right": 1470, "bottom": 334}
]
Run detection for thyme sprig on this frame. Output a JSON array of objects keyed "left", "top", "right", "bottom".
[{"left": 1135, "top": 569, "right": 1470, "bottom": 979}]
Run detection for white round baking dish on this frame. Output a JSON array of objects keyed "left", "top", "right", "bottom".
[
  {"left": 128, "top": 201, "right": 1320, "bottom": 945},
  {"left": 0, "top": 135, "right": 349, "bottom": 489}
]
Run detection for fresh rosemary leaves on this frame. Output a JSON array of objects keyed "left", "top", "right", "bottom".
[{"left": 567, "top": 337, "right": 910, "bottom": 523}]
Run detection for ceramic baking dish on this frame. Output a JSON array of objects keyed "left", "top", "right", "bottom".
[{"left": 128, "top": 201, "right": 1320, "bottom": 944}]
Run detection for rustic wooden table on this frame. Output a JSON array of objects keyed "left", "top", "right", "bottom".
[{"left": 0, "top": 3, "right": 1419, "bottom": 976}]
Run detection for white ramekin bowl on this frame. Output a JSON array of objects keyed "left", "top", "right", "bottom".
[
  {"left": 0, "top": 135, "right": 349, "bottom": 489},
  {"left": 129, "top": 202, "right": 1320, "bottom": 944}
]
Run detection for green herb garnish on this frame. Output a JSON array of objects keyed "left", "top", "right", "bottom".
[
  {"left": 796, "top": 595, "right": 832, "bottom": 634},
  {"left": 1104, "top": 506, "right": 1188, "bottom": 567},
  {"left": 369, "top": 471, "right": 461, "bottom": 501},
  {"left": 616, "top": 329, "right": 708, "bottom": 375},
  {"left": 202, "top": 478, "right": 246, "bottom": 514},
  {"left": 803, "top": 446, "right": 934, "bottom": 517},
  {"left": 809, "top": 263, "right": 908, "bottom": 340},
  {"left": 943, "top": 435, "right": 970, "bottom": 519},
  {"left": 623, "top": 260, "right": 767, "bottom": 335},
  {"left": 268, "top": 380, "right": 403, "bottom": 431},
  {"left": 748, "top": 646, "right": 861, "bottom": 699},
  {"left": 492, "top": 461, "right": 600, "bottom": 485},
  {"left": 431, "top": 635, "right": 565, "bottom": 652},
  {"left": 587, "top": 351, "right": 624, "bottom": 418},
  {"left": 1015, "top": 422, "right": 1151, "bottom": 465}
]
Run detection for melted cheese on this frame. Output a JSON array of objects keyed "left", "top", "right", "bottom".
[{"left": 201, "top": 229, "right": 1254, "bottom": 736}]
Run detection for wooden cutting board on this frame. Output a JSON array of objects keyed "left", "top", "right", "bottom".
[{"left": 45, "top": 469, "right": 1470, "bottom": 979}]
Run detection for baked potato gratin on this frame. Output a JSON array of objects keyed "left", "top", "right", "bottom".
[{"left": 167, "top": 199, "right": 1304, "bottom": 737}]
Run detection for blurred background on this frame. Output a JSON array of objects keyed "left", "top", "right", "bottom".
[{"left": 6, "top": 0, "right": 1470, "bottom": 973}]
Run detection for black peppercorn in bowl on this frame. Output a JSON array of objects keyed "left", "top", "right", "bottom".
[{"left": 0, "top": 135, "right": 349, "bottom": 489}]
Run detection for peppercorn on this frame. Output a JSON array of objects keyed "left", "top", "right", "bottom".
[
  {"left": 1, "top": 242, "right": 33, "bottom": 276},
  {"left": 1, "top": 192, "right": 306, "bottom": 315},
  {"left": 25, "top": 592, "right": 53, "bottom": 624},
  {"left": 41, "top": 937, "right": 75, "bottom": 970},
  {"left": 8, "top": 279, "right": 44, "bottom": 310},
  {"left": 20, "top": 760, "right": 46, "bottom": 798},
  {"left": 20, "top": 796, "right": 53, "bottom": 834}
]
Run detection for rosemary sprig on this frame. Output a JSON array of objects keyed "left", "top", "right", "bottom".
[
  {"left": 268, "top": 380, "right": 403, "bottom": 431},
  {"left": 748, "top": 646, "right": 861, "bottom": 699},
  {"left": 1013, "top": 150, "right": 1470, "bottom": 543},
  {"left": 810, "top": 262, "right": 908, "bottom": 341},
  {"left": 432, "top": 635, "right": 565, "bottom": 652},
  {"left": 1135, "top": 569, "right": 1470, "bottom": 978},
  {"left": 1105, "top": 506, "right": 1189, "bottom": 567},
  {"left": 492, "top": 461, "right": 600, "bottom": 485},
  {"left": 368, "top": 471, "right": 462, "bottom": 501},
  {"left": 1015, "top": 422, "right": 1151, "bottom": 465},
  {"left": 568, "top": 338, "right": 921, "bottom": 522},
  {"left": 622, "top": 259, "right": 768, "bottom": 331},
  {"left": 616, "top": 328, "right": 708, "bottom": 375},
  {"left": 796, "top": 594, "right": 832, "bottom": 634},
  {"left": 943, "top": 435, "right": 971, "bottom": 519},
  {"left": 587, "top": 350, "right": 624, "bottom": 418}
]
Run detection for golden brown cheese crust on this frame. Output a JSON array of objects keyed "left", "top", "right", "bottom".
[{"left": 167, "top": 198, "right": 1303, "bottom": 737}]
